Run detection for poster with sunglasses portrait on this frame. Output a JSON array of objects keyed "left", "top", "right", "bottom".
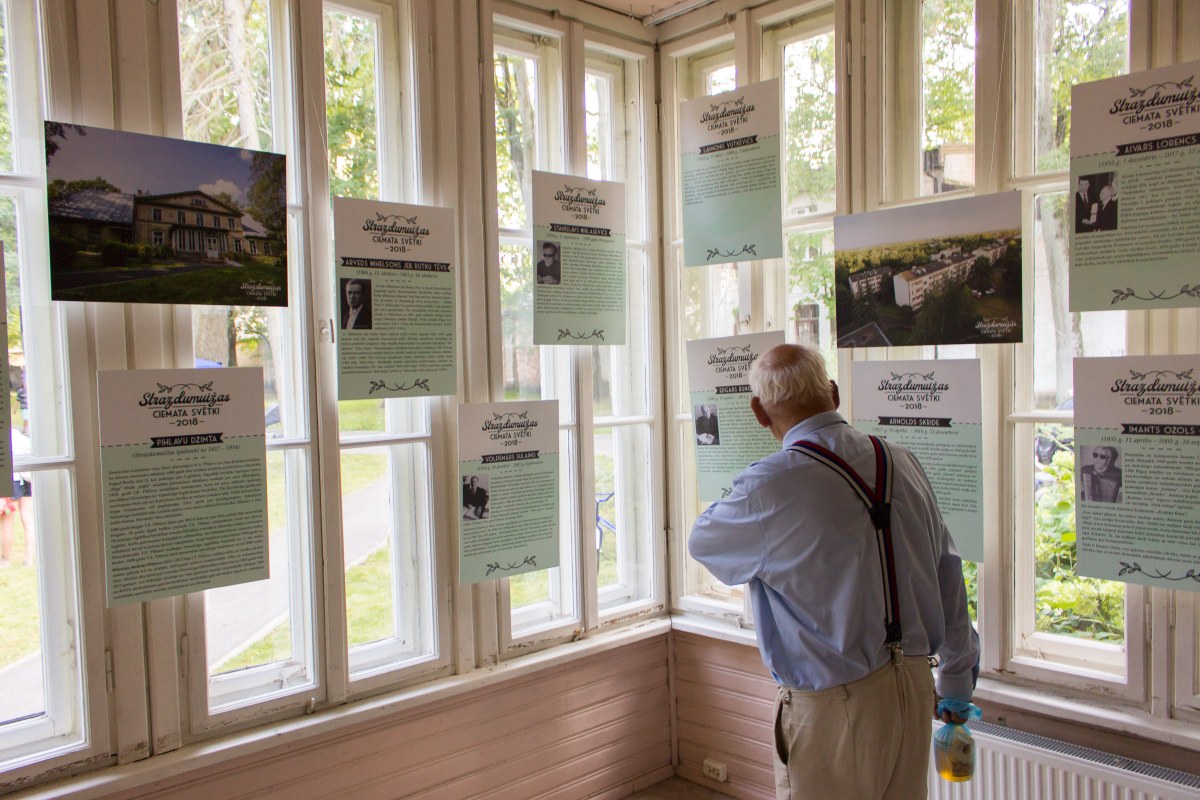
[
  {"left": 1074, "top": 355, "right": 1200, "bottom": 591},
  {"left": 531, "top": 171, "right": 626, "bottom": 345}
]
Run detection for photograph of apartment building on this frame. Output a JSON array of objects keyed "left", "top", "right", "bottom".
[{"left": 835, "top": 193, "right": 1023, "bottom": 347}]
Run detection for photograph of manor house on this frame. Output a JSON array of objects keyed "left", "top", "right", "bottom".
[
  {"left": 835, "top": 192, "right": 1023, "bottom": 348},
  {"left": 46, "top": 122, "right": 287, "bottom": 306}
]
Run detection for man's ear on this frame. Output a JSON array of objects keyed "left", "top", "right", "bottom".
[
  {"left": 750, "top": 396, "right": 772, "bottom": 429},
  {"left": 830, "top": 380, "right": 841, "bottom": 410}
]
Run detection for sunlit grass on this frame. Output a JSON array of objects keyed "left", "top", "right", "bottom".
[
  {"left": 0, "top": 523, "right": 38, "bottom": 670},
  {"left": 220, "top": 541, "right": 395, "bottom": 671}
]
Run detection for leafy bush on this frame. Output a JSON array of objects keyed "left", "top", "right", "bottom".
[
  {"left": 48, "top": 237, "right": 78, "bottom": 269},
  {"left": 1033, "top": 445, "right": 1124, "bottom": 640},
  {"left": 100, "top": 241, "right": 139, "bottom": 267}
]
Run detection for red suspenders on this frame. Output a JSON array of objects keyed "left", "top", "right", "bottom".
[{"left": 789, "top": 435, "right": 905, "bottom": 665}]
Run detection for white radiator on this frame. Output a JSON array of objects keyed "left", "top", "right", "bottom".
[{"left": 927, "top": 721, "right": 1200, "bottom": 800}]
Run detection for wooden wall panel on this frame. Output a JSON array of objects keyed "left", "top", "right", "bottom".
[
  {"left": 60, "top": 637, "right": 670, "bottom": 800},
  {"left": 671, "top": 631, "right": 777, "bottom": 800}
]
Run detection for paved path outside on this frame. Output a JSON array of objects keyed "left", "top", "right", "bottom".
[{"left": 0, "top": 477, "right": 390, "bottom": 722}]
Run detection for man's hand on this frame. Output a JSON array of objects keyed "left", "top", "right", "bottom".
[{"left": 935, "top": 696, "right": 978, "bottom": 724}]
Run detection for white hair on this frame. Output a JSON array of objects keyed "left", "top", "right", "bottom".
[{"left": 749, "top": 344, "right": 832, "bottom": 409}]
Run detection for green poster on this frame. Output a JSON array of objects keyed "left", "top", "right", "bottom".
[
  {"left": 852, "top": 359, "right": 984, "bottom": 563},
  {"left": 532, "top": 172, "right": 626, "bottom": 345},
  {"left": 334, "top": 197, "right": 457, "bottom": 398},
  {"left": 680, "top": 79, "right": 783, "bottom": 267},
  {"left": 98, "top": 368, "right": 267, "bottom": 606},
  {"left": 1069, "top": 60, "right": 1200, "bottom": 311},
  {"left": 457, "top": 400, "right": 559, "bottom": 585},
  {"left": 1074, "top": 356, "right": 1200, "bottom": 591},
  {"left": 686, "top": 332, "right": 784, "bottom": 501}
]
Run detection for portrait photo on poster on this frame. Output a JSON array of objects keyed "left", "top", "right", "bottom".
[
  {"left": 340, "top": 277, "right": 373, "bottom": 330},
  {"left": 693, "top": 403, "right": 721, "bottom": 446},
  {"left": 1079, "top": 444, "right": 1123, "bottom": 504},
  {"left": 461, "top": 473, "right": 490, "bottom": 520},
  {"left": 535, "top": 239, "right": 561, "bottom": 285},
  {"left": 1075, "top": 172, "right": 1119, "bottom": 234}
]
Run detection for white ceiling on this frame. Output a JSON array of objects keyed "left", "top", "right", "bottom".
[{"left": 579, "top": 0, "right": 715, "bottom": 24}]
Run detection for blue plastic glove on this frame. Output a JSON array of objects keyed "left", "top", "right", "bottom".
[{"left": 937, "top": 699, "right": 981, "bottom": 723}]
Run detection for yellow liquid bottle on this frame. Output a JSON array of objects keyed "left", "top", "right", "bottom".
[{"left": 934, "top": 722, "right": 975, "bottom": 782}]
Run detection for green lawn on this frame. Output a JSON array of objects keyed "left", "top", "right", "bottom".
[
  {"left": 338, "top": 398, "right": 385, "bottom": 433},
  {"left": 0, "top": 523, "right": 39, "bottom": 670},
  {"left": 53, "top": 261, "right": 286, "bottom": 305},
  {"left": 217, "top": 540, "right": 394, "bottom": 673}
]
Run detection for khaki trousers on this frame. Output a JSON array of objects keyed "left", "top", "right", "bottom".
[{"left": 772, "top": 657, "right": 935, "bottom": 800}]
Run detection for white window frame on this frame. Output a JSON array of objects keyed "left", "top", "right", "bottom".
[
  {"left": 0, "top": 0, "right": 112, "bottom": 783},
  {"left": 149, "top": 0, "right": 325, "bottom": 740},
  {"left": 660, "top": 26, "right": 744, "bottom": 621},
  {"left": 315, "top": 0, "right": 452, "bottom": 701},
  {"left": 1000, "top": 0, "right": 1146, "bottom": 701},
  {"left": 583, "top": 35, "right": 664, "bottom": 622}
]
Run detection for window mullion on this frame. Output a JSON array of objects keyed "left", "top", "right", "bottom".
[{"left": 577, "top": 348, "right": 598, "bottom": 630}]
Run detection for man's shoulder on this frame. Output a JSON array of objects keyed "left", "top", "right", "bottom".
[{"left": 735, "top": 446, "right": 834, "bottom": 493}]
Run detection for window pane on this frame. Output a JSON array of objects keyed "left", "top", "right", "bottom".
[
  {"left": 342, "top": 447, "right": 392, "bottom": 647},
  {"left": 1, "top": 186, "right": 86, "bottom": 756},
  {"left": 493, "top": 28, "right": 569, "bottom": 420},
  {"left": 586, "top": 53, "right": 647, "bottom": 242},
  {"left": 785, "top": 229, "right": 836, "bottom": 368},
  {"left": 324, "top": 8, "right": 380, "bottom": 200},
  {"left": 584, "top": 72, "right": 612, "bottom": 182},
  {"left": 0, "top": 470, "right": 42, "bottom": 722},
  {"left": 592, "top": 249, "right": 650, "bottom": 418},
  {"left": 1030, "top": 191, "right": 1124, "bottom": 411},
  {"left": 921, "top": 0, "right": 975, "bottom": 194},
  {"left": 1032, "top": 0, "right": 1128, "bottom": 173},
  {"left": 781, "top": 27, "right": 836, "bottom": 215},
  {"left": 0, "top": 0, "right": 12, "bottom": 174},
  {"left": 510, "top": 429, "right": 579, "bottom": 633},
  {"left": 595, "top": 424, "right": 654, "bottom": 610},
  {"left": 1032, "top": 424, "right": 1125, "bottom": 643},
  {"left": 344, "top": 443, "right": 436, "bottom": 675},
  {"left": 177, "top": 0, "right": 273, "bottom": 152},
  {"left": 706, "top": 65, "right": 735, "bottom": 95},
  {"left": 179, "top": 0, "right": 318, "bottom": 714},
  {"left": 885, "top": 0, "right": 975, "bottom": 199},
  {"left": 206, "top": 450, "right": 313, "bottom": 693},
  {"left": 0, "top": 469, "right": 80, "bottom": 733},
  {"left": 499, "top": 241, "right": 538, "bottom": 401},
  {"left": 494, "top": 48, "right": 543, "bottom": 232}
]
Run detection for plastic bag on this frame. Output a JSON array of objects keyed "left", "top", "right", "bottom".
[{"left": 933, "top": 702, "right": 982, "bottom": 782}]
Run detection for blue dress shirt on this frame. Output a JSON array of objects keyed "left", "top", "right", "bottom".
[{"left": 688, "top": 411, "right": 979, "bottom": 701}]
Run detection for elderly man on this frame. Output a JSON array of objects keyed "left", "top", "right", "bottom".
[
  {"left": 689, "top": 344, "right": 979, "bottom": 800},
  {"left": 1080, "top": 446, "right": 1122, "bottom": 503},
  {"left": 695, "top": 403, "right": 720, "bottom": 445}
]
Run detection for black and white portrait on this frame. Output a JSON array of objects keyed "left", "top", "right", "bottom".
[
  {"left": 462, "top": 473, "right": 490, "bottom": 520},
  {"left": 1075, "top": 172, "right": 1118, "bottom": 234},
  {"left": 1079, "top": 445, "right": 1122, "bottom": 503},
  {"left": 694, "top": 403, "right": 720, "bottom": 446},
  {"left": 341, "top": 277, "right": 373, "bottom": 330},
  {"left": 536, "top": 240, "right": 561, "bottom": 285}
]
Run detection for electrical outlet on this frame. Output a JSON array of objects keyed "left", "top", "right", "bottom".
[{"left": 702, "top": 757, "right": 728, "bottom": 782}]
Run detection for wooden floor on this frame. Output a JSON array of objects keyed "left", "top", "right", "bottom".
[{"left": 630, "top": 776, "right": 737, "bottom": 799}]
